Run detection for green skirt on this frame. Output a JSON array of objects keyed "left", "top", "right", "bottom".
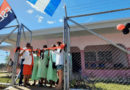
[
  {"left": 47, "top": 59, "right": 58, "bottom": 82},
  {"left": 31, "top": 57, "right": 39, "bottom": 80},
  {"left": 37, "top": 58, "right": 48, "bottom": 78},
  {"left": 40, "top": 58, "right": 48, "bottom": 78},
  {"left": 37, "top": 58, "right": 43, "bottom": 78}
]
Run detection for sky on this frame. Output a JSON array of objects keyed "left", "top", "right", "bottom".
[{"left": 0, "top": 0, "right": 130, "bottom": 63}]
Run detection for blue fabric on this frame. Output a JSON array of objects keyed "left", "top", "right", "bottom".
[
  {"left": 98, "top": 63, "right": 105, "bottom": 68},
  {"left": 28, "top": 0, "right": 37, "bottom": 5},
  {"left": 56, "top": 65, "right": 63, "bottom": 70},
  {"left": 85, "top": 64, "right": 88, "bottom": 68},
  {"left": 91, "top": 63, "right": 96, "bottom": 68},
  {"left": 44, "top": 0, "right": 61, "bottom": 16}
]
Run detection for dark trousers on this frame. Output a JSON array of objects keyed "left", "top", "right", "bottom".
[{"left": 19, "top": 59, "right": 24, "bottom": 85}]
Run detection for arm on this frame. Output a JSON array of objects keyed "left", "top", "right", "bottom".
[{"left": 19, "top": 50, "right": 25, "bottom": 57}]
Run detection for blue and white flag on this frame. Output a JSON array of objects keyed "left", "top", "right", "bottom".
[{"left": 27, "top": 0, "right": 61, "bottom": 16}]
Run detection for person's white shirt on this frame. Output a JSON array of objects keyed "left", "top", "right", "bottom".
[
  {"left": 20, "top": 47, "right": 32, "bottom": 65},
  {"left": 55, "top": 49, "right": 64, "bottom": 65}
]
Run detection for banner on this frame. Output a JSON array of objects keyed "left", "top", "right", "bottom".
[
  {"left": 0, "top": 0, "right": 16, "bottom": 30},
  {"left": 27, "top": 0, "right": 61, "bottom": 16}
]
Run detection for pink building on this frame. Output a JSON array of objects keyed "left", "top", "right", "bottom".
[{"left": 8, "top": 18, "right": 130, "bottom": 80}]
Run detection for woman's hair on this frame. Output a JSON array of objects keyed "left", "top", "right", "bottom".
[
  {"left": 52, "top": 44, "right": 56, "bottom": 47},
  {"left": 15, "top": 46, "right": 20, "bottom": 52},
  {"left": 57, "top": 41, "right": 62, "bottom": 46},
  {"left": 26, "top": 43, "right": 31, "bottom": 48},
  {"left": 26, "top": 43, "right": 31, "bottom": 47},
  {"left": 43, "top": 45, "right": 47, "bottom": 48}
]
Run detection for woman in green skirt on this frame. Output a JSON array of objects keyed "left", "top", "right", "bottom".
[
  {"left": 47, "top": 45, "right": 58, "bottom": 87},
  {"left": 31, "top": 49, "right": 41, "bottom": 85},
  {"left": 37, "top": 45, "right": 49, "bottom": 86}
]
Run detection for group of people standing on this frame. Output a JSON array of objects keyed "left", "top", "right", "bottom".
[{"left": 17, "top": 41, "right": 64, "bottom": 90}]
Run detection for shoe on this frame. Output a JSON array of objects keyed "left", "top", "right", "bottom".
[
  {"left": 24, "top": 84, "right": 27, "bottom": 87},
  {"left": 38, "top": 83, "right": 43, "bottom": 87},
  {"left": 19, "top": 83, "right": 22, "bottom": 86},
  {"left": 26, "top": 83, "right": 31, "bottom": 86},
  {"left": 32, "top": 83, "right": 35, "bottom": 86}
]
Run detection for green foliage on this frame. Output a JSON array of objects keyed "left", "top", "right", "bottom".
[{"left": 0, "top": 63, "right": 6, "bottom": 69}]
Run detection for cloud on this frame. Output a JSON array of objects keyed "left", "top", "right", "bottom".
[
  {"left": 27, "top": 9, "right": 34, "bottom": 14},
  {"left": 26, "top": 1, "right": 46, "bottom": 14},
  {"left": 47, "top": 21, "right": 55, "bottom": 24},
  {"left": 59, "top": 19, "right": 63, "bottom": 23},
  {"left": 36, "top": 15, "right": 44, "bottom": 23}
]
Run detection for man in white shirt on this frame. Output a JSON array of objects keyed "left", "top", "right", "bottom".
[{"left": 19, "top": 43, "right": 33, "bottom": 87}]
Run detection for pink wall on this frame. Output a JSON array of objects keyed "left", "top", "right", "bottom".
[
  {"left": 80, "top": 50, "right": 85, "bottom": 75},
  {"left": 83, "top": 70, "right": 130, "bottom": 78},
  {"left": 10, "top": 32, "right": 130, "bottom": 58},
  {"left": 127, "top": 48, "right": 130, "bottom": 67}
]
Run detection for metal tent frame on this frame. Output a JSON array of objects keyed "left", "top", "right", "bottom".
[
  {"left": 0, "top": 19, "right": 32, "bottom": 85},
  {"left": 63, "top": 7, "right": 130, "bottom": 90},
  {"left": 11, "top": 24, "right": 32, "bottom": 85}
]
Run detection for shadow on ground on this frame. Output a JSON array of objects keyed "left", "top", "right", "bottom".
[{"left": 11, "top": 85, "right": 59, "bottom": 90}]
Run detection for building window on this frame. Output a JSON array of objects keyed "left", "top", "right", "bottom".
[
  {"left": 85, "top": 52, "right": 96, "bottom": 61},
  {"left": 98, "top": 51, "right": 112, "bottom": 61},
  {"left": 84, "top": 44, "right": 129, "bottom": 69}
]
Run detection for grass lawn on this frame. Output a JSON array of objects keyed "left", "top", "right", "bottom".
[
  {"left": 0, "top": 72, "right": 130, "bottom": 90},
  {"left": 95, "top": 82, "right": 130, "bottom": 90},
  {"left": 0, "top": 72, "right": 11, "bottom": 83},
  {"left": 0, "top": 77, "right": 11, "bottom": 83}
]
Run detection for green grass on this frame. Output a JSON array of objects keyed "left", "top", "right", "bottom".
[
  {"left": 95, "top": 82, "right": 130, "bottom": 90},
  {"left": 70, "top": 79, "right": 130, "bottom": 90},
  {"left": 0, "top": 77, "right": 11, "bottom": 83},
  {"left": 0, "top": 72, "right": 11, "bottom": 83},
  {"left": 0, "top": 72, "right": 130, "bottom": 90}
]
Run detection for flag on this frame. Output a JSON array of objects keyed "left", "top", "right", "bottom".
[
  {"left": 0, "top": 0, "right": 16, "bottom": 30},
  {"left": 27, "top": 0, "right": 61, "bottom": 16}
]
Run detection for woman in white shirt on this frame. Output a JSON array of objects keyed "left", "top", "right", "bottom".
[{"left": 55, "top": 41, "right": 64, "bottom": 89}]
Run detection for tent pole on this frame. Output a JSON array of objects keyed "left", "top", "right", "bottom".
[
  {"left": 11, "top": 24, "right": 22, "bottom": 85},
  {"left": 64, "top": 4, "right": 70, "bottom": 90}
]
